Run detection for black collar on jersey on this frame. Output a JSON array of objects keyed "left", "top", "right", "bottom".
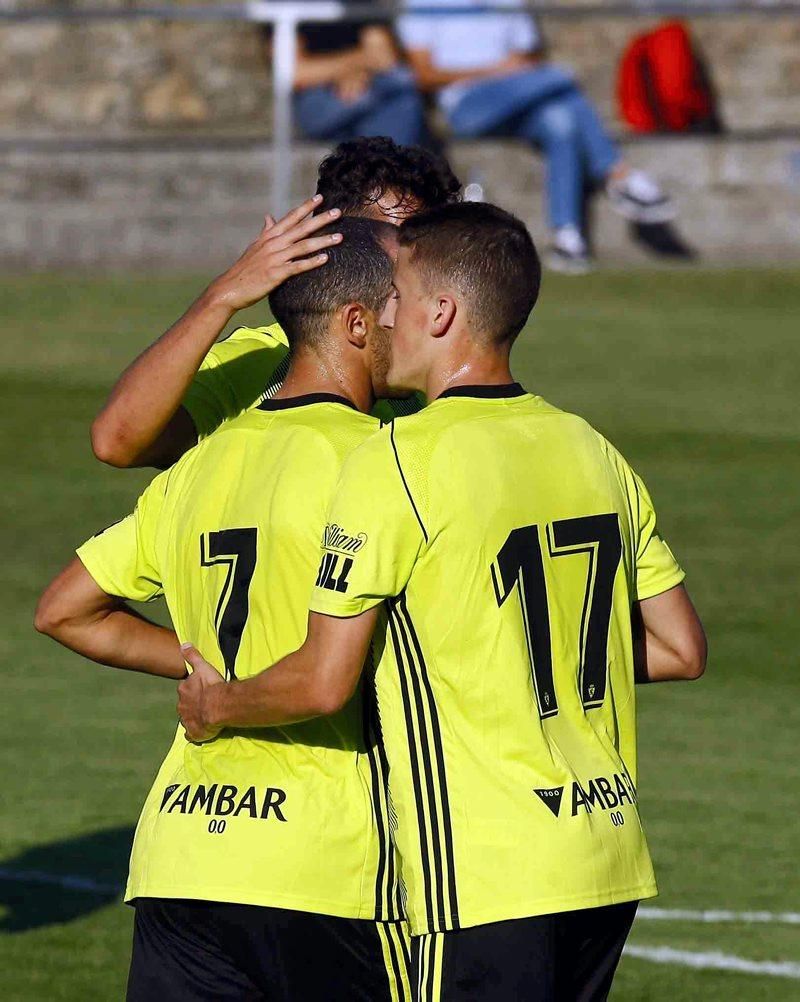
[
  {"left": 257, "top": 392, "right": 358, "bottom": 412},
  {"left": 437, "top": 382, "right": 527, "bottom": 400}
]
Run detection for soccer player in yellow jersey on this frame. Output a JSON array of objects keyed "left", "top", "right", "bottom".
[
  {"left": 90, "top": 137, "right": 461, "bottom": 470},
  {"left": 36, "top": 218, "right": 412, "bottom": 1000},
  {"left": 179, "top": 203, "right": 707, "bottom": 1001}
]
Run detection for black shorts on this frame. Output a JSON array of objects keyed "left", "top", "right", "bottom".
[
  {"left": 411, "top": 901, "right": 638, "bottom": 1002},
  {"left": 126, "top": 898, "right": 411, "bottom": 1002}
]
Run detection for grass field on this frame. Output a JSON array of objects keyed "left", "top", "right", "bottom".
[{"left": 2, "top": 268, "right": 799, "bottom": 1000}]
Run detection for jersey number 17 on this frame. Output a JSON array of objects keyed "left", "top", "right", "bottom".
[{"left": 491, "top": 513, "right": 622, "bottom": 719}]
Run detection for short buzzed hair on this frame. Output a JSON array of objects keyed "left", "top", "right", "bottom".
[
  {"left": 398, "top": 202, "right": 541, "bottom": 345},
  {"left": 269, "top": 217, "right": 396, "bottom": 349}
]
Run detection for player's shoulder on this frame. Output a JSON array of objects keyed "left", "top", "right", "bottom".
[
  {"left": 223, "top": 322, "right": 288, "bottom": 349},
  {"left": 516, "top": 395, "right": 618, "bottom": 450},
  {"left": 220, "top": 397, "right": 379, "bottom": 459},
  {"left": 287, "top": 400, "right": 379, "bottom": 452}
]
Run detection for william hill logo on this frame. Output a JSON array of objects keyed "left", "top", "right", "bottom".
[
  {"left": 322, "top": 523, "right": 367, "bottom": 554},
  {"left": 159, "top": 783, "right": 287, "bottom": 821},
  {"left": 533, "top": 773, "right": 637, "bottom": 819}
]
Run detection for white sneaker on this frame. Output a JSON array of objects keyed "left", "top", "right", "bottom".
[
  {"left": 607, "top": 170, "right": 676, "bottom": 224},
  {"left": 546, "top": 225, "right": 591, "bottom": 274}
]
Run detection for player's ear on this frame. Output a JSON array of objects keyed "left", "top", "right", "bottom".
[
  {"left": 431, "top": 294, "right": 456, "bottom": 340},
  {"left": 342, "top": 302, "right": 369, "bottom": 349}
]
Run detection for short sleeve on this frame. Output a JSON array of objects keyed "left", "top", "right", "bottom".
[
  {"left": 630, "top": 471, "right": 685, "bottom": 601},
  {"left": 310, "top": 429, "right": 426, "bottom": 617},
  {"left": 183, "top": 325, "right": 290, "bottom": 440},
  {"left": 76, "top": 472, "right": 169, "bottom": 602}
]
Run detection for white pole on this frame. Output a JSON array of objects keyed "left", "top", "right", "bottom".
[
  {"left": 248, "top": 1, "right": 344, "bottom": 216},
  {"left": 271, "top": 10, "right": 296, "bottom": 217}
]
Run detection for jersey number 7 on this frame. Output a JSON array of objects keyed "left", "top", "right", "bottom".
[
  {"left": 200, "top": 528, "right": 258, "bottom": 681},
  {"left": 491, "top": 513, "right": 622, "bottom": 719}
]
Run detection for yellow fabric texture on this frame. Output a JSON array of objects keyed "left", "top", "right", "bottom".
[
  {"left": 78, "top": 399, "right": 406, "bottom": 922},
  {"left": 182, "top": 324, "right": 422, "bottom": 437},
  {"left": 311, "top": 391, "right": 684, "bottom": 934}
]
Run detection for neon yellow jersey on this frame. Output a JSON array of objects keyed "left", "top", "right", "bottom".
[
  {"left": 183, "top": 324, "right": 422, "bottom": 437},
  {"left": 310, "top": 385, "right": 685, "bottom": 935},
  {"left": 77, "top": 395, "right": 404, "bottom": 922}
]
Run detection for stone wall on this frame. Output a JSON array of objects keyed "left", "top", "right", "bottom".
[
  {"left": 3, "top": 4, "right": 799, "bottom": 269},
  {"left": 2, "top": 11, "right": 800, "bottom": 136},
  {"left": 4, "top": 137, "right": 799, "bottom": 269}
]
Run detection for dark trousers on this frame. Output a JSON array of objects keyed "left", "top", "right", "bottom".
[
  {"left": 295, "top": 68, "right": 427, "bottom": 146},
  {"left": 411, "top": 901, "right": 638, "bottom": 1001},
  {"left": 126, "top": 897, "right": 401, "bottom": 1001}
]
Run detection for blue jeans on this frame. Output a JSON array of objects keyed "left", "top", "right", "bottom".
[
  {"left": 295, "top": 67, "right": 427, "bottom": 146},
  {"left": 447, "top": 65, "right": 620, "bottom": 229}
]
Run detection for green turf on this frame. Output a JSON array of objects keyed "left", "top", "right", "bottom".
[{"left": 2, "top": 269, "right": 799, "bottom": 999}]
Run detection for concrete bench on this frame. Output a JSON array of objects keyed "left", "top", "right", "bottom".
[{"left": 2, "top": 134, "right": 799, "bottom": 269}]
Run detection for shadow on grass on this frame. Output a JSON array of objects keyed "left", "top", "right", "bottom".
[{"left": 0, "top": 825, "right": 133, "bottom": 933}]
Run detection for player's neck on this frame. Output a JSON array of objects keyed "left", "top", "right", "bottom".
[
  {"left": 272, "top": 352, "right": 375, "bottom": 414},
  {"left": 425, "top": 349, "right": 515, "bottom": 402}
]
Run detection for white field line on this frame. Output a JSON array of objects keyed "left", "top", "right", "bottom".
[
  {"left": 7, "top": 870, "right": 796, "bottom": 929},
  {"left": 639, "top": 907, "right": 800, "bottom": 926},
  {"left": 2, "top": 866, "right": 800, "bottom": 981},
  {"left": 0, "top": 867, "right": 121, "bottom": 895},
  {"left": 624, "top": 945, "right": 800, "bottom": 980}
]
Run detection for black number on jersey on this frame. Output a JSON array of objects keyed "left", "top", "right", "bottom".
[
  {"left": 200, "top": 528, "right": 257, "bottom": 681},
  {"left": 491, "top": 514, "right": 622, "bottom": 718}
]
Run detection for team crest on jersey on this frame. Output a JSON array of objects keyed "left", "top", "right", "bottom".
[
  {"left": 322, "top": 523, "right": 368, "bottom": 554},
  {"left": 533, "top": 786, "right": 564, "bottom": 818}
]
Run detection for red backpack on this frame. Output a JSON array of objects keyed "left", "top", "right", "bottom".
[{"left": 617, "top": 20, "right": 722, "bottom": 133}]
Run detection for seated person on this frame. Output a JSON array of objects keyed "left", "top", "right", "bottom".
[
  {"left": 399, "top": 0, "right": 676, "bottom": 271},
  {"left": 279, "top": 0, "right": 427, "bottom": 146}
]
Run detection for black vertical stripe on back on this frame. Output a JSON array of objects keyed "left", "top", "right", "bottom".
[
  {"left": 372, "top": 724, "right": 404, "bottom": 919},
  {"left": 396, "top": 594, "right": 460, "bottom": 930},
  {"left": 362, "top": 679, "right": 391, "bottom": 920},
  {"left": 386, "top": 607, "right": 437, "bottom": 930},
  {"left": 390, "top": 603, "right": 447, "bottom": 926}
]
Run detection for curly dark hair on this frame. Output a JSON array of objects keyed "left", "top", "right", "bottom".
[{"left": 315, "top": 137, "right": 462, "bottom": 216}]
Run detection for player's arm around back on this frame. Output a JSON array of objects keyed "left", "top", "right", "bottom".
[
  {"left": 179, "top": 609, "right": 379, "bottom": 741},
  {"left": 36, "top": 465, "right": 185, "bottom": 678},
  {"left": 178, "top": 427, "right": 422, "bottom": 742},
  {"left": 634, "top": 584, "right": 707, "bottom": 683},
  {"left": 34, "top": 558, "right": 186, "bottom": 679},
  {"left": 90, "top": 197, "right": 342, "bottom": 469}
]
